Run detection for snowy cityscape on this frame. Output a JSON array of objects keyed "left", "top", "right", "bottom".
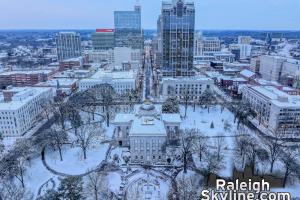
[{"left": 1, "top": 0, "right": 300, "bottom": 200}]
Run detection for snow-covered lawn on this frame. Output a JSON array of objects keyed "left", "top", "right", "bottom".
[
  {"left": 181, "top": 105, "right": 237, "bottom": 139},
  {"left": 181, "top": 105, "right": 238, "bottom": 177},
  {"left": 46, "top": 143, "right": 109, "bottom": 175},
  {"left": 273, "top": 182, "right": 300, "bottom": 198},
  {"left": 25, "top": 156, "right": 57, "bottom": 198}
]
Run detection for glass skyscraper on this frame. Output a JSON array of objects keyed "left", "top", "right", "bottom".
[
  {"left": 160, "top": 0, "right": 195, "bottom": 77},
  {"left": 114, "top": 5, "right": 143, "bottom": 50}
]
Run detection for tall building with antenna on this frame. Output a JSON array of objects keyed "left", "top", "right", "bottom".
[{"left": 114, "top": 2, "right": 143, "bottom": 50}]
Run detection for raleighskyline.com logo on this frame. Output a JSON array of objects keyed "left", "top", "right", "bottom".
[{"left": 201, "top": 179, "right": 291, "bottom": 200}]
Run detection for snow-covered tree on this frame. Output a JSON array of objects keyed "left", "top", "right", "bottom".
[
  {"left": 180, "top": 129, "right": 197, "bottom": 173},
  {"left": 68, "top": 109, "right": 82, "bottom": 134},
  {"left": 53, "top": 102, "right": 73, "bottom": 130},
  {"left": 198, "top": 89, "right": 217, "bottom": 113},
  {"left": 75, "top": 123, "right": 100, "bottom": 159},
  {"left": 223, "top": 120, "right": 232, "bottom": 132},
  {"left": 203, "top": 151, "right": 224, "bottom": 185},
  {"left": 176, "top": 173, "right": 201, "bottom": 200},
  {"left": 181, "top": 89, "right": 192, "bottom": 118},
  {"left": 0, "top": 133, "right": 4, "bottom": 157},
  {"left": 57, "top": 176, "right": 84, "bottom": 200},
  {"left": 70, "top": 90, "right": 98, "bottom": 121},
  {"left": 244, "top": 136, "right": 269, "bottom": 174},
  {"left": 235, "top": 133, "right": 250, "bottom": 169},
  {"left": 232, "top": 101, "right": 256, "bottom": 127},
  {"left": 86, "top": 172, "right": 115, "bottom": 200},
  {"left": 214, "top": 134, "right": 226, "bottom": 161},
  {"left": 192, "top": 132, "right": 208, "bottom": 162},
  {"left": 40, "top": 99, "right": 53, "bottom": 121},
  {"left": 266, "top": 131, "right": 285, "bottom": 173},
  {"left": 124, "top": 89, "right": 140, "bottom": 111},
  {"left": 162, "top": 97, "right": 179, "bottom": 113},
  {"left": 0, "top": 179, "right": 33, "bottom": 200},
  {"left": 91, "top": 84, "right": 116, "bottom": 127},
  {"left": 280, "top": 148, "right": 300, "bottom": 188},
  {"left": 39, "top": 125, "right": 68, "bottom": 161},
  {"left": 0, "top": 139, "right": 35, "bottom": 188}
]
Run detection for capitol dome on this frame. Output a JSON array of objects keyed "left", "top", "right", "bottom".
[{"left": 137, "top": 101, "right": 159, "bottom": 117}]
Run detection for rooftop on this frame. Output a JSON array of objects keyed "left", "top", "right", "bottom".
[
  {"left": 0, "top": 87, "right": 52, "bottom": 110},
  {"left": 0, "top": 70, "right": 53, "bottom": 76},
  {"left": 162, "top": 76, "right": 212, "bottom": 82},
  {"left": 240, "top": 69, "right": 256, "bottom": 78},
  {"left": 35, "top": 78, "right": 78, "bottom": 87},
  {"left": 249, "top": 86, "right": 300, "bottom": 108},
  {"left": 114, "top": 102, "right": 181, "bottom": 136},
  {"left": 91, "top": 69, "right": 136, "bottom": 80}
]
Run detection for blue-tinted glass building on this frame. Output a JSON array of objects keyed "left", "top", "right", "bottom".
[
  {"left": 161, "top": 0, "right": 195, "bottom": 77},
  {"left": 114, "top": 5, "right": 143, "bottom": 50}
]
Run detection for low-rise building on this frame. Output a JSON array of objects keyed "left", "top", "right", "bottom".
[
  {"left": 78, "top": 69, "right": 138, "bottom": 94},
  {"left": 86, "top": 47, "right": 142, "bottom": 69},
  {"left": 0, "top": 87, "right": 53, "bottom": 137},
  {"left": 242, "top": 85, "right": 300, "bottom": 137},
  {"left": 161, "top": 76, "right": 214, "bottom": 101},
  {"left": 35, "top": 78, "right": 78, "bottom": 96},
  {"left": 113, "top": 102, "right": 182, "bottom": 164},
  {"left": 59, "top": 57, "right": 84, "bottom": 71},
  {"left": 0, "top": 70, "right": 55, "bottom": 89}
]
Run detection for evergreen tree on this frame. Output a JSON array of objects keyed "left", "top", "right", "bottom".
[
  {"left": 57, "top": 177, "right": 84, "bottom": 200},
  {"left": 0, "top": 133, "right": 4, "bottom": 156},
  {"left": 162, "top": 97, "right": 180, "bottom": 113},
  {"left": 36, "top": 189, "right": 59, "bottom": 200},
  {"left": 210, "top": 122, "right": 214, "bottom": 129}
]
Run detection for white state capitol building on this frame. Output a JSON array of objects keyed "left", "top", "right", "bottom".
[{"left": 113, "top": 101, "right": 182, "bottom": 165}]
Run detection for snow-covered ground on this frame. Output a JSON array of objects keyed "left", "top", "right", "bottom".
[
  {"left": 4, "top": 103, "right": 300, "bottom": 198},
  {"left": 25, "top": 156, "right": 57, "bottom": 198},
  {"left": 107, "top": 172, "right": 122, "bottom": 193},
  {"left": 126, "top": 169, "right": 171, "bottom": 200},
  {"left": 46, "top": 143, "right": 109, "bottom": 175},
  {"left": 181, "top": 105, "right": 238, "bottom": 177}
]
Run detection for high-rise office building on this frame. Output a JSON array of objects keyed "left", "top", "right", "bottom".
[
  {"left": 114, "top": 4, "right": 143, "bottom": 50},
  {"left": 160, "top": 0, "right": 195, "bottom": 77},
  {"left": 56, "top": 32, "right": 82, "bottom": 61},
  {"left": 91, "top": 29, "right": 115, "bottom": 50},
  {"left": 194, "top": 32, "right": 221, "bottom": 56},
  {"left": 238, "top": 36, "right": 252, "bottom": 45}
]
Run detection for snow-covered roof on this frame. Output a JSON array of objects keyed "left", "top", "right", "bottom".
[
  {"left": 161, "top": 114, "right": 181, "bottom": 124},
  {"left": 91, "top": 69, "right": 136, "bottom": 80},
  {"left": 0, "top": 87, "right": 52, "bottom": 111},
  {"left": 129, "top": 117, "right": 167, "bottom": 137},
  {"left": 240, "top": 69, "right": 255, "bottom": 78},
  {"left": 248, "top": 86, "right": 300, "bottom": 108},
  {"left": 35, "top": 78, "right": 78, "bottom": 87},
  {"left": 0, "top": 70, "right": 53, "bottom": 76}
]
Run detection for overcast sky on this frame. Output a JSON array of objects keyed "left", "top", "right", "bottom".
[{"left": 0, "top": 0, "right": 299, "bottom": 30}]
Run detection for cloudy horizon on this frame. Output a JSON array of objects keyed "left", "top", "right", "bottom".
[{"left": 0, "top": 0, "right": 299, "bottom": 30}]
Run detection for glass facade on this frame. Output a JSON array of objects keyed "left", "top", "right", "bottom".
[
  {"left": 114, "top": 7, "right": 143, "bottom": 50},
  {"left": 161, "top": 0, "right": 195, "bottom": 77},
  {"left": 91, "top": 31, "right": 115, "bottom": 50}
]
